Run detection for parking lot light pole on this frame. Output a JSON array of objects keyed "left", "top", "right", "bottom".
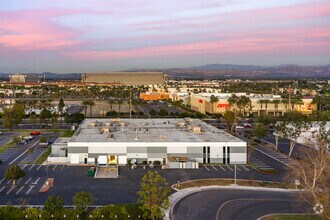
[{"left": 234, "top": 161, "right": 237, "bottom": 185}]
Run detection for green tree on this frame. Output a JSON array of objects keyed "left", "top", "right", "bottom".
[
  {"left": 137, "top": 171, "right": 171, "bottom": 220},
  {"left": 39, "top": 136, "right": 47, "bottom": 143},
  {"left": 2, "top": 103, "right": 25, "bottom": 130},
  {"left": 4, "top": 165, "right": 25, "bottom": 186},
  {"left": 51, "top": 112, "right": 59, "bottom": 128},
  {"left": 43, "top": 195, "right": 65, "bottom": 213},
  {"left": 251, "top": 124, "right": 268, "bottom": 142},
  {"left": 72, "top": 191, "right": 95, "bottom": 214},
  {"left": 223, "top": 109, "right": 236, "bottom": 131},
  {"left": 64, "top": 113, "right": 85, "bottom": 125},
  {"left": 40, "top": 108, "right": 52, "bottom": 128},
  {"left": 58, "top": 97, "right": 65, "bottom": 128},
  {"left": 29, "top": 113, "right": 37, "bottom": 130}
]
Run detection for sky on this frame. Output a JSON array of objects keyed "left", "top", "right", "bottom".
[{"left": 0, "top": 0, "right": 330, "bottom": 73}]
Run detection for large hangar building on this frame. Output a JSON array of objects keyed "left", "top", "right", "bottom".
[{"left": 81, "top": 72, "right": 167, "bottom": 85}]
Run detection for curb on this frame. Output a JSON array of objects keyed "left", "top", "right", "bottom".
[{"left": 164, "top": 185, "right": 300, "bottom": 220}]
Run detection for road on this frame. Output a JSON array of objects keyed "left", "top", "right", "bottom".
[{"left": 172, "top": 189, "right": 311, "bottom": 220}]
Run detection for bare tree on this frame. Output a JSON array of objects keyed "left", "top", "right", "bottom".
[
  {"left": 289, "top": 122, "right": 330, "bottom": 217},
  {"left": 277, "top": 112, "right": 311, "bottom": 156}
]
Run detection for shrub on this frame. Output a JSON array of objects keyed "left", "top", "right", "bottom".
[{"left": 153, "top": 161, "right": 161, "bottom": 166}]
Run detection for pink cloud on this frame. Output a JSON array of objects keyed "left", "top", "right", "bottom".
[
  {"left": 0, "top": 9, "right": 85, "bottom": 51},
  {"left": 61, "top": 25, "right": 330, "bottom": 60}
]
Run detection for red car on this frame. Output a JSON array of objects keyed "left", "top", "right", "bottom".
[{"left": 30, "top": 131, "right": 41, "bottom": 135}]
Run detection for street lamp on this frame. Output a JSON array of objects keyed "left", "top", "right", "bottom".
[{"left": 234, "top": 161, "right": 237, "bottom": 186}]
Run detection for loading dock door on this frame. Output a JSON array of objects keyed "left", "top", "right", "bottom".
[
  {"left": 98, "top": 156, "right": 107, "bottom": 165},
  {"left": 71, "top": 154, "right": 79, "bottom": 164}
]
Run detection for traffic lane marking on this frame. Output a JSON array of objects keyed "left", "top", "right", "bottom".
[{"left": 8, "top": 141, "right": 40, "bottom": 165}]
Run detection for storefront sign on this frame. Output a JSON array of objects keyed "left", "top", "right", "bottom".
[{"left": 217, "top": 103, "right": 230, "bottom": 108}]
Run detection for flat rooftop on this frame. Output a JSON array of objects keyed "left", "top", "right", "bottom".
[{"left": 70, "top": 118, "right": 244, "bottom": 143}]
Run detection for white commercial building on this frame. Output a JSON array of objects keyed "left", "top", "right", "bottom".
[{"left": 50, "top": 118, "right": 247, "bottom": 168}]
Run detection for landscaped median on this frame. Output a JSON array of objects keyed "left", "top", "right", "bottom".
[
  {"left": 0, "top": 131, "right": 29, "bottom": 153},
  {"left": 172, "top": 178, "right": 296, "bottom": 191}
]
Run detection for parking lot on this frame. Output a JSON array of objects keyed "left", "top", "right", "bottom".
[
  {"left": 0, "top": 162, "right": 287, "bottom": 205},
  {"left": 20, "top": 148, "right": 47, "bottom": 164}
]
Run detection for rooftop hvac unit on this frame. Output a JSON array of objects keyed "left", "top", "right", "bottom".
[
  {"left": 89, "top": 122, "right": 96, "bottom": 128},
  {"left": 192, "top": 126, "right": 201, "bottom": 134},
  {"left": 103, "top": 127, "right": 110, "bottom": 134},
  {"left": 160, "top": 135, "right": 166, "bottom": 141},
  {"left": 177, "top": 121, "right": 186, "bottom": 127}
]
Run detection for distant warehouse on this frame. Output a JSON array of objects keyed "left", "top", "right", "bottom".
[{"left": 81, "top": 72, "right": 167, "bottom": 85}]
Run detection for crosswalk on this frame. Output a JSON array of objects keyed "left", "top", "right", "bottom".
[
  {"left": 256, "top": 143, "right": 298, "bottom": 167},
  {"left": 203, "top": 164, "right": 251, "bottom": 172},
  {"left": 0, "top": 176, "right": 45, "bottom": 196}
]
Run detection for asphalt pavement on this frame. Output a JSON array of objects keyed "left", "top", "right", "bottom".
[{"left": 172, "top": 188, "right": 311, "bottom": 220}]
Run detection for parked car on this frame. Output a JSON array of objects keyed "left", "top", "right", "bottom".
[
  {"left": 17, "top": 139, "right": 28, "bottom": 145},
  {"left": 243, "top": 123, "right": 253, "bottom": 128},
  {"left": 39, "top": 141, "right": 52, "bottom": 147},
  {"left": 23, "top": 136, "right": 34, "bottom": 141},
  {"left": 30, "top": 131, "right": 41, "bottom": 135},
  {"left": 236, "top": 125, "right": 244, "bottom": 129}
]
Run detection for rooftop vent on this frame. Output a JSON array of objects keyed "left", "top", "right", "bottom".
[
  {"left": 108, "top": 134, "right": 114, "bottom": 141},
  {"left": 160, "top": 135, "right": 167, "bottom": 141}
]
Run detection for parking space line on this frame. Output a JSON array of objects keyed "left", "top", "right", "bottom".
[
  {"left": 44, "top": 165, "right": 49, "bottom": 170},
  {"left": 218, "top": 165, "right": 226, "bottom": 171},
  {"left": 211, "top": 165, "right": 218, "bottom": 171},
  {"left": 16, "top": 186, "right": 24, "bottom": 195},
  {"left": 226, "top": 164, "right": 233, "bottom": 171},
  {"left": 241, "top": 165, "right": 250, "bottom": 171},
  {"left": 61, "top": 165, "right": 65, "bottom": 170},
  {"left": 25, "top": 177, "right": 32, "bottom": 185},
  {"left": 235, "top": 166, "right": 241, "bottom": 171},
  {"left": 6, "top": 180, "right": 11, "bottom": 184},
  {"left": 22, "top": 164, "right": 27, "bottom": 170},
  {"left": 17, "top": 178, "right": 23, "bottom": 184},
  {"left": 32, "top": 177, "right": 40, "bottom": 185},
  {"left": 0, "top": 186, "right": 5, "bottom": 192},
  {"left": 26, "top": 186, "right": 35, "bottom": 195},
  {"left": 52, "top": 165, "right": 57, "bottom": 171},
  {"left": 36, "top": 165, "right": 43, "bottom": 171},
  {"left": 6, "top": 186, "right": 16, "bottom": 195},
  {"left": 28, "top": 164, "right": 35, "bottom": 171},
  {"left": 0, "top": 178, "right": 5, "bottom": 184},
  {"left": 203, "top": 165, "right": 210, "bottom": 171}
]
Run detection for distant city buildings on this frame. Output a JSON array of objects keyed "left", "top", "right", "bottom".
[
  {"left": 9, "top": 74, "right": 26, "bottom": 83},
  {"left": 81, "top": 72, "right": 167, "bottom": 85}
]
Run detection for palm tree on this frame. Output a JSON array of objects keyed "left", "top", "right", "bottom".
[
  {"left": 82, "top": 100, "right": 89, "bottom": 116},
  {"left": 311, "top": 95, "right": 323, "bottom": 111},
  {"left": 257, "top": 99, "right": 265, "bottom": 116},
  {"left": 117, "top": 100, "right": 123, "bottom": 114},
  {"left": 210, "top": 95, "right": 219, "bottom": 114},
  {"left": 264, "top": 99, "right": 271, "bottom": 116},
  {"left": 108, "top": 99, "right": 115, "bottom": 111},
  {"left": 88, "top": 100, "right": 95, "bottom": 117},
  {"left": 272, "top": 100, "right": 281, "bottom": 116}
]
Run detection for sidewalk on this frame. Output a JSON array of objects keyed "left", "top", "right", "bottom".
[{"left": 163, "top": 185, "right": 299, "bottom": 220}]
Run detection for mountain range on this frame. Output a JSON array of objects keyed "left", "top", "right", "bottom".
[{"left": 0, "top": 64, "right": 329, "bottom": 80}]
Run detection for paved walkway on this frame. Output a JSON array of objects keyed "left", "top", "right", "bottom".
[{"left": 164, "top": 185, "right": 298, "bottom": 220}]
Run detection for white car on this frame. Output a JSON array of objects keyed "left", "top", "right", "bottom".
[{"left": 236, "top": 125, "right": 244, "bottom": 129}]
